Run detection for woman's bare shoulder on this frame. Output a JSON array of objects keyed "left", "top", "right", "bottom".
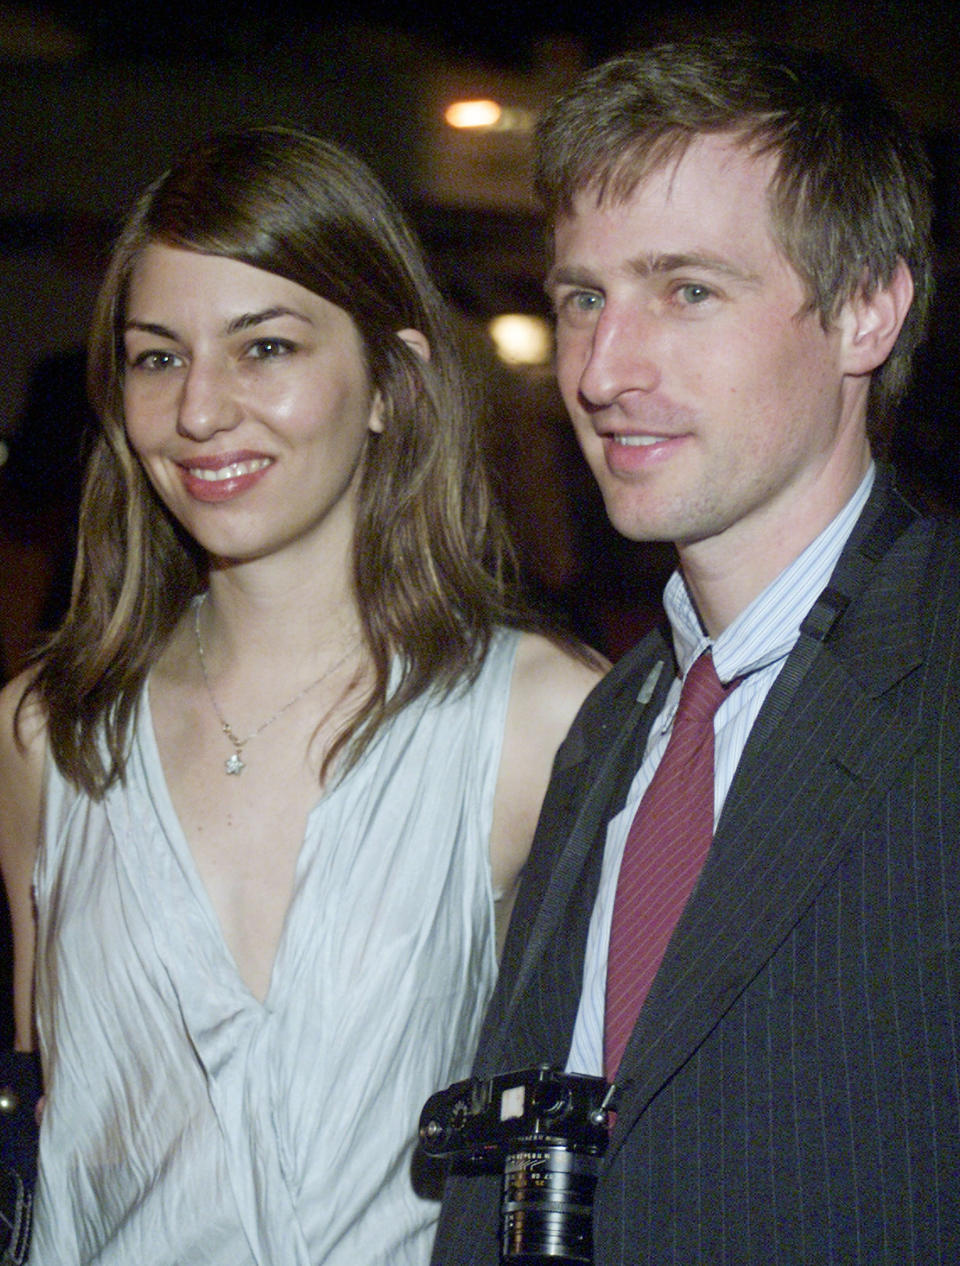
[
  {"left": 0, "top": 666, "right": 47, "bottom": 748},
  {"left": 509, "top": 629, "right": 608, "bottom": 734}
]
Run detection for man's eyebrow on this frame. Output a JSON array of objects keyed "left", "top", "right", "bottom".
[
  {"left": 545, "top": 253, "right": 762, "bottom": 293},
  {"left": 544, "top": 265, "right": 598, "bottom": 295},
  {"left": 630, "top": 252, "right": 762, "bottom": 284}
]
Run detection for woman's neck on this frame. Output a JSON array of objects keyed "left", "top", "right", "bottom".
[{"left": 198, "top": 559, "right": 365, "bottom": 678}]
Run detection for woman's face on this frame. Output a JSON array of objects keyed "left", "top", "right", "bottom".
[{"left": 122, "top": 244, "right": 383, "bottom": 571}]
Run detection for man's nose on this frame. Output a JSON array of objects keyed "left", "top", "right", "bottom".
[{"left": 576, "top": 305, "right": 661, "bottom": 409}]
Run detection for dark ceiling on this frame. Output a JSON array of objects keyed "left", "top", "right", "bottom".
[
  {"left": 13, "top": 0, "right": 826, "bottom": 67},
  {"left": 22, "top": 0, "right": 640, "bottom": 64}
]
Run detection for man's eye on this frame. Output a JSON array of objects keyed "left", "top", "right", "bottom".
[
  {"left": 557, "top": 290, "right": 603, "bottom": 320},
  {"left": 677, "top": 283, "right": 713, "bottom": 304},
  {"left": 572, "top": 291, "right": 603, "bottom": 312}
]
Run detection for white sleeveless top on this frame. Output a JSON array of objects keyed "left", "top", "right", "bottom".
[{"left": 31, "top": 629, "right": 519, "bottom": 1265}]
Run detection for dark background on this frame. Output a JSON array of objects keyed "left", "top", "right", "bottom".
[{"left": 18, "top": 0, "right": 960, "bottom": 73}]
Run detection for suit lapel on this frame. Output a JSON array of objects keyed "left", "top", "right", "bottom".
[
  {"left": 494, "top": 637, "right": 674, "bottom": 1048},
  {"left": 606, "top": 480, "right": 928, "bottom": 1158}
]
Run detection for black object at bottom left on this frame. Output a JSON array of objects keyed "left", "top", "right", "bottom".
[{"left": 0, "top": 1051, "right": 42, "bottom": 1266}]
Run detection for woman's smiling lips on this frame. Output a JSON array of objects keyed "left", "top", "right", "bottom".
[{"left": 176, "top": 452, "right": 275, "bottom": 502}]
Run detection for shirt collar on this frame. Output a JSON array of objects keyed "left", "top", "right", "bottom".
[{"left": 664, "top": 464, "right": 876, "bottom": 684}]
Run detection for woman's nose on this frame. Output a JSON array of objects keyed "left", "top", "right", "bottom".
[{"left": 176, "top": 358, "right": 242, "bottom": 440}]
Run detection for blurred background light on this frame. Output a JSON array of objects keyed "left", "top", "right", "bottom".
[
  {"left": 445, "top": 99, "right": 502, "bottom": 129},
  {"left": 444, "top": 99, "right": 538, "bottom": 134},
  {"left": 487, "top": 313, "right": 553, "bottom": 366},
  {"left": 494, "top": 106, "right": 537, "bottom": 134}
]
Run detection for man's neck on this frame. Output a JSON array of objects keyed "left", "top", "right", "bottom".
[{"left": 678, "top": 452, "right": 874, "bottom": 637}]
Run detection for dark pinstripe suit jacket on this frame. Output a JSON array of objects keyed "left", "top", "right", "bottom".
[{"left": 431, "top": 470, "right": 960, "bottom": 1264}]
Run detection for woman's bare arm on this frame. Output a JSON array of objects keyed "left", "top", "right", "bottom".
[
  {"left": 0, "top": 673, "right": 45, "bottom": 1049},
  {"left": 490, "top": 633, "right": 607, "bottom": 954}
]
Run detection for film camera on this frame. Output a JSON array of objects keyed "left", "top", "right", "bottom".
[{"left": 419, "top": 1066, "right": 614, "bottom": 1264}]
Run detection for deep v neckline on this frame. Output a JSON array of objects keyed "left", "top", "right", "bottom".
[{"left": 140, "top": 679, "right": 331, "bottom": 1008}]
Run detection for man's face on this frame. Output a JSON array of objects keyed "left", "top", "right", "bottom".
[{"left": 547, "top": 133, "right": 872, "bottom": 578}]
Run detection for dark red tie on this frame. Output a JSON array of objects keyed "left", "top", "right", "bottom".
[{"left": 604, "top": 652, "right": 737, "bottom": 1080}]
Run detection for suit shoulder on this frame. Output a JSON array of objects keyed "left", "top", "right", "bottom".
[
  {"left": 901, "top": 508, "right": 960, "bottom": 604},
  {"left": 591, "top": 628, "right": 670, "bottom": 699},
  {"left": 553, "top": 628, "right": 670, "bottom": 763},
  {"left": 927, "top": 509, "right": 960, "bottom": 565}
]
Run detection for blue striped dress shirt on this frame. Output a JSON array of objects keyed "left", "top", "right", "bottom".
[{"left": 567, "top": 465, "right": 875, "bottom": 1075}]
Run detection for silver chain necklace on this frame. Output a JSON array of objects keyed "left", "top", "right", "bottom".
[{"left": 193, "top": 595, "right": 354, "bottom": 775}]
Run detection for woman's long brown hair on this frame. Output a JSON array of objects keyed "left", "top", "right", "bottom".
[{"left": 28, "top": 127, "right": 537, "bottom": 796}]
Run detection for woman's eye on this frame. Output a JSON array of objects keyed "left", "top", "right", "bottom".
[
  {"left": 246, "top": 338, "right": 294, "bottom": 360},
  {"left": 129, "top": 349, "right": 181, "bottom": 371}
]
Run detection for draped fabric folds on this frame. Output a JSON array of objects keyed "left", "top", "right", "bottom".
[{"left": 31, "top": 632, "right": 518, "bottom": 1265}]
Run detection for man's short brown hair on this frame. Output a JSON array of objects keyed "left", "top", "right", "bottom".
[{"left": 535, "top": 36, "right": 934, "bottom": 423}]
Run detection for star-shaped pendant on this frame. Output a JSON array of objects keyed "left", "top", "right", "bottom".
[{"left": 225, "top": 752, "right": 245, "bottom": 775}]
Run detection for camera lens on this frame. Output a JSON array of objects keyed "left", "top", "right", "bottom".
[{"left": 500, "top": 1144, "right": 598, "bottom": 1264}]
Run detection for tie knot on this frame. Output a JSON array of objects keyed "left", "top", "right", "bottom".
[{"left": 676, "top": 652, "right": 736, "bottom": 724}]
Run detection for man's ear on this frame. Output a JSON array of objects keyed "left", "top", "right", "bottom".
[
  {"left": 839, "top": 258, "right": 914, "bottom": 377},
  {"left": 397, "top": 327, "right": 431, "bottom": 362}
]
